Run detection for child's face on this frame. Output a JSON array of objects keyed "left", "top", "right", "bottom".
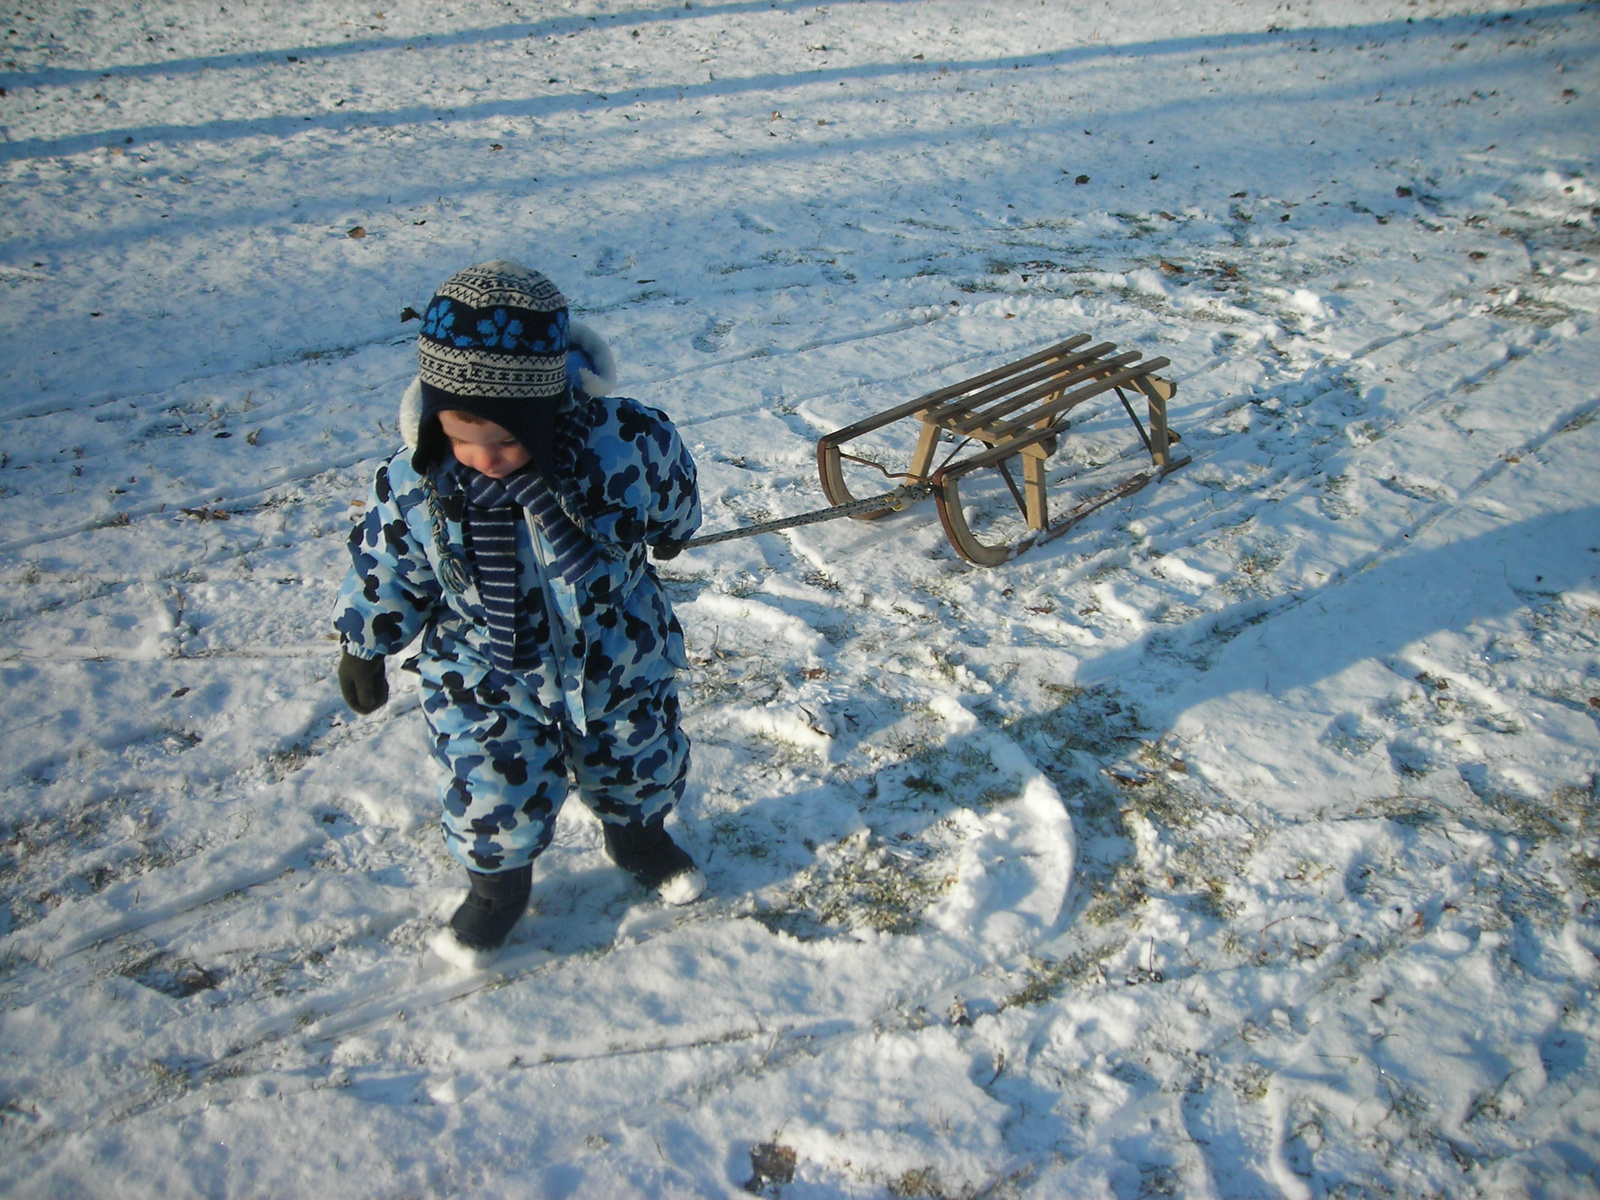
[{"left": 438, "top": 411, "right": 533, "bottom": 479}]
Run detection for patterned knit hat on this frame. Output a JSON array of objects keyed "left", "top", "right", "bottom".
[{"left": 413, "top": 260, "right": 571, "bottom": 468}]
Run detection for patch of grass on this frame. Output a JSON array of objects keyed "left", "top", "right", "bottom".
[
  {"left": 685, "top": 649, "right": 786, "bottom": 708},
  {"left": 1233, "top": 1062, "right": 1272, "bottom": 1104},
  {"left": 0, "top": 796, "right": 178, "bottom": 935},
  {"left": 119, "top": 952, "right": 221, "bottom": 998},
  {"left": 803, "top": 569, "right": 842, "bottom": 593},
  {"left": 888, "top": 1166, "right": 945, "bottom": 1198},
  {"left": 1459, "top": 777, "right": 1599, "bottom": 842},
  {"left": 999, "top": 951, "right": 1112, "bottom": 1009},
  {"left": 1194, "top": 876, "right": 1240, "bottom": 921},
  {"left": 1568, "top": 851, "right": 1600, "bottom": 901},
  {"left": 1137, "top": 1163, "right": 1181, "bottom": 1198},
  {"left": 1226, "top": 545, "right": 1284, "bottom": 595},
  {"left": 1037, "top": 680, "right": 1084, "bottom": 703},
  {"left": 143, "top": 1056, "right": 199, "bottom": 1101},
  {"left": 706, "top": 816, "right": 775, "bottom": 861},
  {"left": 1083, "top": 863, "right": 1149, "bottom": 927},
  {"left": 758, "top": 832, "right": 957, "bottom": 938}
]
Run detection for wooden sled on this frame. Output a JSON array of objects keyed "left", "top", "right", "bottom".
[{"left": 815, "top": 334, "right": 1189, "bottom": 566}]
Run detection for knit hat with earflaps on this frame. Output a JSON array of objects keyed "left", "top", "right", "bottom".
[
  {"left": 399, "top": 320, "right": 616, "bottom": 458},
  {"left": 411, "top": 260, "right": 572, "bottom": 471}
]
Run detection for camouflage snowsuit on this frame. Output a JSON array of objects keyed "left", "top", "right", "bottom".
[{"left": 333, "top": 395, "right": 701, "bottom": 872}]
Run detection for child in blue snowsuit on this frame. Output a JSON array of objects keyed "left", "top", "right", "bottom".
[{"left": 333, "top": 261, "right": 703, "bottom": 956}]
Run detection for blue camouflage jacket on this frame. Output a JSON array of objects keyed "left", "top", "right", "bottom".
[{"left": 333, "top": 394, "right": 700, "bottom": 729}]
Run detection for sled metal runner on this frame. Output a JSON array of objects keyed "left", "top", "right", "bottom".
[{"left": 815, "top": 334, "right": 1190, "bottom": 566}]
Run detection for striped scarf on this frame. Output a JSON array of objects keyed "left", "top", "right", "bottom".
[{"left": 463, "top": 468, "right": 601, "bottom": 671}]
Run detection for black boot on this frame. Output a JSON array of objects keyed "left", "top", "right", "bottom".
[
  {"left": 447, "top": 863, "right": 532, "bottom": 952},
  {"left": 602, "top": 817, "right": 705, "bottom": 905}
]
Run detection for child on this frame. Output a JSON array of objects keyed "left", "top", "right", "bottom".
[{"left": 333, "top": 260, "right": 703, "bottom": 961}]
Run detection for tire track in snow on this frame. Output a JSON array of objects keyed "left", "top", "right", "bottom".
[
  {"left": 1, "top": 309, "right": 988, "bottom": 555},
  {"left": 1054, "top": 306, "right": 1588, "bottom": 577},
  {"left": 0, "top": 694, "right": 414, "bottom": 973},
  {"left": 0, "top": 450, "right": 382, "bottom": 556},
  {"left": 1078, "top": 353, "right": 1600, "bottom": 688},
  {"left": 0, "top": 346, "right": 416, "bottom": 424}
]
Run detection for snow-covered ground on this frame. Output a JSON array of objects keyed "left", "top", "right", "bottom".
[{"left": 2, "top": 1, "right": 1598, "bottom": 1195}]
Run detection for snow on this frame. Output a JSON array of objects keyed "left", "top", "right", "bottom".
[{"left": 2, "top": 0, "right": 1598, "bottom": 1195}]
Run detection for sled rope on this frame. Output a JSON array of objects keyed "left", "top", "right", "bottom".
[{"left": 682, "top": 483, "right": 934, "bottom": 549}]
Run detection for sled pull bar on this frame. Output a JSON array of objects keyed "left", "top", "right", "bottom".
[{"left": 681, "top": 483, "right": 934, "bottom": 549}]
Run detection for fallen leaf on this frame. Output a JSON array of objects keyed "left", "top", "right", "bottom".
[
  {"left": 400, "top": 306, "right": 421, "bottom": 322},
  {"left": 347, "top": 226, "right": 366, "bottom": 238},
  {"left": 746, "top": 1143, "right": 797, "bottom": 1191},
  {"left": 1106, "top": 769, "right": 1152, "bottom": 789},
  {"left": 1075, "top": 174, "right": 1090, "bottom": 185}
]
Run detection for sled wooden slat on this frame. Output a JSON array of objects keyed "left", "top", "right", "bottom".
[
  {"left": 924, "top": 342, "right": 1117, "bottom": 430},
  {"left": 818, "top": 334, "right": 1093, "bottom": 443},
  {"left": 815, "top": 332, "right": 1188, "bottom": 566},
  {"left": 945, "top": 349, "right": 1143, "bottom": 438},
  {"left": 962, "top": 357, "right": 1169, "bottom": 447}
]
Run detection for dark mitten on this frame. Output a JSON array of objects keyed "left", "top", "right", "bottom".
[
  {"left": 651, "top": 539, "right": 686, "bottom": 562},
  {"left": 338, "top": 651, "right": 389, "bottom": 714}
]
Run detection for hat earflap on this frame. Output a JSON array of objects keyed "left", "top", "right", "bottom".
[
  {"left": 567, "top": 321, "right": 617, "bottom": 399},
  {"left": 400, "top": 376, "right": 425, "bottom": 451}
]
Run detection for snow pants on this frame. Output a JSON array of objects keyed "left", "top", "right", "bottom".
[{"left": 418, "top": 656, "right": 690, "bottom": 873}]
